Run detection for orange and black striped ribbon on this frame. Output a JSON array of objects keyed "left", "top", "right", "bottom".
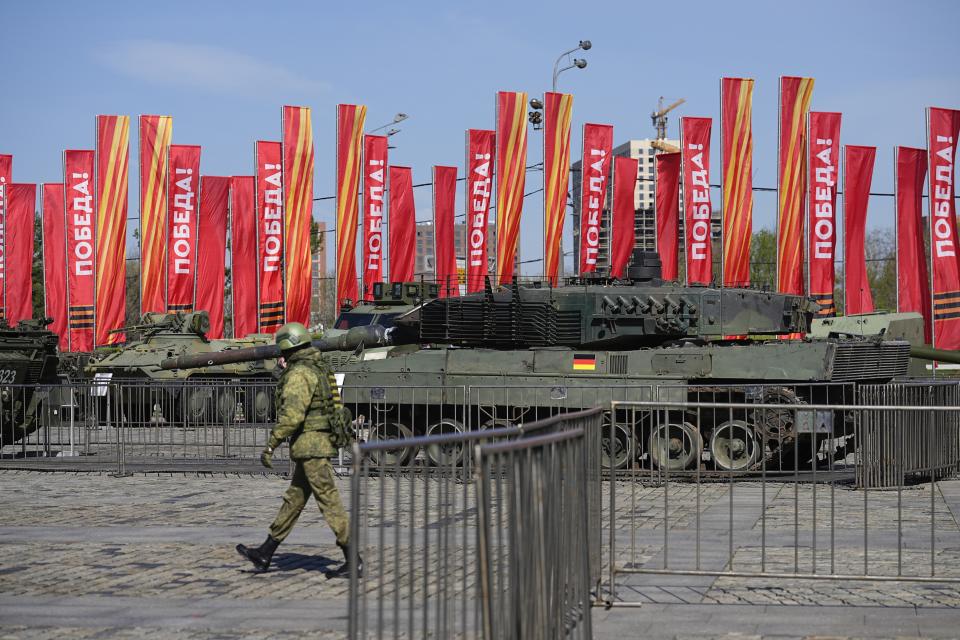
[
  {"left": 259, "top": 300, "right": 285, "bottom": 328},
  {"left": 69, "top": 305, "right": 95, "bottom": 329},
  {"left": 934, "top": 291, "right": 960, "bottom": 321},
  {"left": 811, "top": 294, "right": 836, "bottom": 317}
]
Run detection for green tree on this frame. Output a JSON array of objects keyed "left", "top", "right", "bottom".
[
  {"left": 749, "top": 229, "right": 777, "bottom": 290},
  {"left": 31, "top": 212, "right": 44, "bottom": 320}
]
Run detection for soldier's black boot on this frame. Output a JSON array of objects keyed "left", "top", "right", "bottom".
[
  {"left": 236, "top": 535, "right": 280, "bottom": 572},
  {"left": 338, "top": 542, "right": 363, "bottom": 578}
]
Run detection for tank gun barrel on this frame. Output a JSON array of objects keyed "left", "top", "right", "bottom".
[
  {"left": 159, "top": 325, "right": 391, "bottom": 370},
  {"left": 909, "top": 344, "right": 960, "bottom": 365}
]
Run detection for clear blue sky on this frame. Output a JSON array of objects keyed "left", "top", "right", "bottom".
[{"left": 2, "top": 0, "right": 958, "bottom": 275}]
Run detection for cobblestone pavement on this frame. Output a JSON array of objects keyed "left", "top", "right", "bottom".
[{"left": 1, "top": 471, "right": 960, "bottom": 639}]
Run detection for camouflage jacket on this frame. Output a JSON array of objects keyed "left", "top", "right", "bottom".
[{"left": 266, "top": 347, "right": 341, "bottom": 459}]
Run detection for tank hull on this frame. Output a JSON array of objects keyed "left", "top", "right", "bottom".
[{"left": 331, "top": 338, "right": 908, "bottom": 470}]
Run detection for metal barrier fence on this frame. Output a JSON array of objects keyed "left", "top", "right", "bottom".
[
  {"left": 476, "top": 409, "right": 601, "bottom": 640},
  {"left": 0, "top": 381, "right": 121, "bottom": 473},
  {"left": 347, "top": 407, "right": 603, "bottom": 640},
  {"left": 603, "top": 396, "right": 960, "bottom": 607},
  {"left": 857, "top": 381, "right": 960, "bottom": 487}
]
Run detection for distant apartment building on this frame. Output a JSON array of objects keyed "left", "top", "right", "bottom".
[
  {"left": 414, "top": 222, "right": 498, "bottom": 278},
  {"left": 571, "top": 138, "right": 675, "bottom": 270}
]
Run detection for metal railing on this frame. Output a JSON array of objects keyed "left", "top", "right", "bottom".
[
  {"left": 0, "top": 381, "right": 121, "bottom": 473},
  {"left": 603, "top": 396, "right": 960, "bottom": 607},
  {"left": 476, "top": 408, "right": 601, "bottom": 640},
  {"left": 347, "top": 406, "right": 603, "bottom": 640}
]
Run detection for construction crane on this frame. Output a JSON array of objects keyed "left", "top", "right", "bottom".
[
  {"left": 650, "top": 139, "right": 680, "bottom": 153},
  {"left": 651, "top": 96, "right": 686, "bottom": 141}
]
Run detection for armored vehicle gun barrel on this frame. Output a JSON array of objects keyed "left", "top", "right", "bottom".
[
  {"left": 909, "top": 344, "right": 960, "bottom": 365},
  {"left": 159, "top": 324, "right": 391, "bottom": 371}
]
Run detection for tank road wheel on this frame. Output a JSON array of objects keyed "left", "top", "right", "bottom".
[
  {"left": 710, "top": 420, "right": 761, "bottom": 472},
  {"left": 368, "top": 421, "right": 415, "bottom": 467},
  {"left": 244, "top": 387, "right": 275, "bottom": 424},
  {"left": 425, "top": 418, "right": 466, "bottom": 467},
  {"left": 215, "top": 389, "right": 239, "bottom": 423},
  {"left": 182, "top": 387, "right": 212, "bottom": 424},
  {"left": 648, "top": 420, "right": 702, "bottom": 471},
  {"left": 600, "top": 416, "right": 634, "bottom": 470}
]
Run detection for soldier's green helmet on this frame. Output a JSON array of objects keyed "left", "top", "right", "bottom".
[{"left": 275, "top": 322, "right": 311, "bottom": 352}]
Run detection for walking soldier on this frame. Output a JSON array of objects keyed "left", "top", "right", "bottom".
[{"left": 236, "top": 322, "right": 361, "bottom": 575}]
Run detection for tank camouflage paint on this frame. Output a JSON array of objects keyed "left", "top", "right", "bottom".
[{"left": 0, "top": 319, "right": 62, "bottom": 446}]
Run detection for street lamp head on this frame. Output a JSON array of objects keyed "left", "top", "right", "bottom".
[
  {"left": 574, "top": 58, "right": 587, "bottom": 69},
  {"left": 579, "top": 40, "right": 592, "bottom": 51},
  {"left": 386, "top": 128, "right": 401, "bottom": 137},
  {"left": 529, "top": 98, "right": 544, "bottom": 110},
  {"left": 393, "top": 113, "right": 408, "bottom": 123}
]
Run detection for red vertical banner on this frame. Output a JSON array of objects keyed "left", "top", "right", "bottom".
[
  {"left": 95, "top": 115, "right": 129, "bottom": 344},
  {"left": 895, "top": 147, "right": 931, "bottom": 341},
  {"left": 465, "top": 129, "right": 495, "bottom": 293},
  {"left": 282, "top": 105, "right": 314, "bottom": 326},
  {"left": 362, "top": 135, "right": 387, "bottom": 300},
  {"left": 681, "top": 117, "right": 713, "bottom": 286},
  {"left": 139, "top": 115, "right": 172, "bottom": 315},
  {"left": 720, "top": 77, "right": 754, "bottom": 287},
  {"left": 388, "top": 166, "right": 415, "bottom": 282},
  {"left": 927, "top": 107, "right": 960, "bottom": 349},
  {"left": 5, "top": 184, "right": 35, "bottom": 324},
  {"left": 807, "top": 112, "right": 842, "bottom": 316},
  {"left": 166, "top": 144, "right": 200, "bottom": 312},
  {"left": 336, "top": 104, "right": 367, "bottom": 308},
  {"left": 0, "top": 155, "right": 10, "bottom": 322},
  {"left": 542, "top": 92, "right": 573, "bottom": 285},
  {"left": 195, "top": 176, "right": 229, "bottom": 338},
  {"left": 256, "top": 140, "right": 284, "bottom": 332},
  {"left": 495, "top": 91, "right": 528, "bottom": 284},
  {"left": 610, "top": 156, "right": 638, "bottom": 279},
  {"left": 777, "top": 76, "right": 815, "bottom": 294},
  {"left": 43, "top": 184, "right": 67, "bottom": 339},
  {"left": 843, "top": 145, "right": 876, "bottom": 315},
  {"left": 64, "top": 150, "right": 96, "bottom": 351},
  {"left": 578, "top": 123, "right": 614, "bottom": 274},
  {"left": 433, "top": 165, "right": 458, "bottom": 297},
  {"left": 230, "top": 176, "right": 258, "bottom": 338},
  {"left": 655, "top": 152, "right": 681, "bottom": 281}
]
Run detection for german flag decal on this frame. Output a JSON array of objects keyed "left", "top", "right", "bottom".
[{"left": 573, "top": 353, "right": 596, "bottom": 371}]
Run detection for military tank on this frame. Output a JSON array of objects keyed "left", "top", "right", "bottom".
[
  {"left": 0, "top": 318, "right": 63, "bottom": 446},
  {"left": 85, "top": 311, "right": 281, "bottom": 424},
  {"left": 164, "top": 251, "right": 920, "bottom": 472},
  {"left": 810, "top": 311, "right": 960, "bottom": 377}
]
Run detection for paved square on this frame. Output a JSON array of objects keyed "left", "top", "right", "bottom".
[{"left": 1, "top": 470, "right": 959, "bottom": 639}]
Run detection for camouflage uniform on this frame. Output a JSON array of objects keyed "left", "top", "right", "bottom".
[{"left": 264, "top": 346, "right": 350, "bottom": 546}]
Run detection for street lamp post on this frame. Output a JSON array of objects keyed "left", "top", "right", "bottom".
[
  {"left": 552, "top": 40, "right": 591, "bottom": 91},
  {"left": 369, "top": 113, "right": 409, "bottom": 135}
]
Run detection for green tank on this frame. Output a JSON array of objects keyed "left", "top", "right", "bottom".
[
  {"left": 85, "top": 311, "right": 279, "bottom": 424},
  {"left": 163, "top": 252, "right": 917, "bottom": 472},
  {"left": 0, "top": 318, "right": 63, "bottom": 446},
  {"left": 810, "top": 311, "right": 960, "bottom": 377},
  {"left": 329, "top": 253, "right": 911, "bottom": 470}
]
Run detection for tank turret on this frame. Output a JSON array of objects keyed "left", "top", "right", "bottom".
[
  {"left": 402, "top": 250, "right": 816, "bottom": 349},
  {"left": 811, "top": 311, "right": 960, "bottom": 376}
]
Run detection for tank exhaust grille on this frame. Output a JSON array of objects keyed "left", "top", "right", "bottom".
[
  {"left": 419, "top": 296, "right": 581, "bottom": 347},
  {"left": 609, "top": 354, "right": 628, "bottom": 375},
  {"left": 831, "top": 342, "right": 910, "bottom": 381}
]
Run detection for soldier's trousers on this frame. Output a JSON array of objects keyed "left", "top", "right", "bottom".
[{"left": 268, "top": 458, "right": 350, "bottom": 546}]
